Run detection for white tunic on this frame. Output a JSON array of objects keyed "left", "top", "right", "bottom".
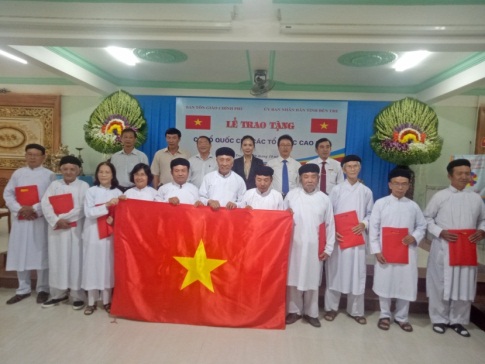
[
  {"left": 199, "top": 170, "right": 246, "bottom": 207},
  {"left": 124, "top": 186, "right": 158, "bottom": 201},
  {"left": 242, "top": 188, "right": 284, "bottom": 210},
  {"left": 424, "top": 186, "right": 485, "bottom": 301},
  {"left": 369, "top": 195, "right": 427, "bottom": 301},
  {"left": 4, "top": 166, "right": 55, "bottom": 271},
  {"left": 156, "top": 182, "right": 199, "bottom": 204},
  {"left": 41, "top": 178, "right": 89, "bottom": 290},
  {"left": 327, "top": 180, "right": 374, "bottom": 295},
  {"left": 81, "top": 185, "right": 122, "bottom": 290},
  {"left": 284, "top": 187, "right": 335, "bottom": 291}
]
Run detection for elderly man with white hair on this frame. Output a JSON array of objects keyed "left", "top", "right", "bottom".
[{"left": 199, "top": 147, "right": 246, "bottom": 210}]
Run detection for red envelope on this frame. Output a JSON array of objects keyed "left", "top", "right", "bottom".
[
  {"left": 49, "top": 193, "right": 77, "bottom": 229},
  {"left": 382, "top": 227, "right": 409, "bottom": 264},
  {"left": 97, "top": 204, "right": 116, "bottom": 239},
  {"left": 334, "top": 210, "right": 365, "bottom": 249},
  {"left": 448, "top": 229, "right": 478, "bottom": 266},
  {"left": 15, "top": 185, "right": 40, "bottom": 220},
  {"left": 319, "top": 223, "right": 326, "bottom": 259}
]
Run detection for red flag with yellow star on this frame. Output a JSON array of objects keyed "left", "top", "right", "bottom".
[
  {"left": 185, "top": 115, "right": 211, "bottom": 129},
  {"left": 111, "top": 199, "right": 292, "bottom": 329},
  {"left": 310, "top": 118, "right": 338, "bottom": 133}
]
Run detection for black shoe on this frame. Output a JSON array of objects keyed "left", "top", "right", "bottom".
[
  {"left": 36, "top": 291, "right": 49, "bottom": 304},
  {"left": 303, "top": 315, "right": 321, "bottom": 328},
  {"left": 448, "top": 323, "right": 470, "bottom": 337},
  {"left": 285, "top": 313, "right": 302, "bottom": 325},
  {"left": 42, "top": 296, "right": 68, "bottom": 308},
  {"left": 72, "top": 301, "right": 86, "bottom": 310},
  {"left": 6, "top": 293, "right": 31, "bottom": 305}
]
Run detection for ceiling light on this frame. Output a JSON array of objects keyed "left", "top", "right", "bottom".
[
  {"left": 105, "top": 47, "right": 139, "bottom": 66},
  {"left": 392, "top": 51, "right": 431, "bottom": 72},
  {"left": 0, "top": 49, "right": 27, "bottom": 64}
]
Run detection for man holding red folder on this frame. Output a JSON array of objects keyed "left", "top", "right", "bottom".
[
  {"left": 3, "top": 144, "right": 55, "bottom": 305},
  {"left": 284, "top": 163, "right": 335, "bottom": 328},
  {"left": 41, "top": 156, "right": 89, "bottom": 310},
  {"left": 425, "top": 159, "right": 485, "bottom": 338},
  {"left": 324, "top": 155, "right": 373, "bottom": 325},
  {"left": 369, "top": 168, "right": 426, "bottom": 332}
]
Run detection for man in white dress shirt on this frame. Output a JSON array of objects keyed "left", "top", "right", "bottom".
[
  {"left": 110, "top": 128, "right": 149, "bottom": 192},
  {"left": 425, "top": 159, "right": 485, "bottom": 338},
  {"left": 242, "top": 165, "right": 283, "bottom": 210},
  {"left": 4, "top": 144, "right": 55, "bottom": 305},
  {"left": 284, "top": 163, "right": 335, "bottom": 328},
  {"left": 266, "top": 134, "right": 300, "bottom": 198},
  {"left": 188, "top": 136, "right": 217, "bottom": 188},
  {"left": 307, "top": 138, "right": 344, "bottom": 195},
  {"left": 156, "top": 158, "right": 200, "bottom": 205},
  {"left": 41, "top": 156, "right": 89, "bottom": 310},
  {"left": 199, "top": 147, "right": 246, "bottom": 210}
]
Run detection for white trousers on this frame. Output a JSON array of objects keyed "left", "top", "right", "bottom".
[
  {"left": 324, "top": 288, "right": 364, "bottom": 316},
  {"left": 87, "top": 289, "right": 112, "bottom": 306},
  {"left": 287, "top": 286, "right": 319, "bottom": 318},
  {"left": 428, "top": 293, "right": 471, "bottom": 325},
  {"left": 379, "top": 297, "right": 410, "bottom": 322},
  {"left": 16, "top": 269, "right": 49, "bottom": 295},
  {"left": 50, "top": 287, "right": 86, "bottom": 302}
]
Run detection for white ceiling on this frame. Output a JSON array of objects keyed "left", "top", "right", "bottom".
[{"left": 0, "top": 0, "right": 484, "bottom": 102}]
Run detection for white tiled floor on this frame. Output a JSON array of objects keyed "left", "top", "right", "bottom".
[
  {"left": 0, "top": 287, "right": 484, "bottom": 364},
  {"left": 1, "top": 218, "right": 485, "bottom": 364}
]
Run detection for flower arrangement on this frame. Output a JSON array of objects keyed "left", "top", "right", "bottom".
[
  {"left": 84, "top": 90, "right": 147, "bottom": 154},
  {"left": 370, "top": 97, "right": 443, "bottom": 165}
]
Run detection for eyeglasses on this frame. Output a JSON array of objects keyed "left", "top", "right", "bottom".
[{"left": 391, "top": 182, "right": 410, "bottom": 187}]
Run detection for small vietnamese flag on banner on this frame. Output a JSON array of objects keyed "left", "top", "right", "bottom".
[
  {"left": 185, "top": 115, "right": 211, "bottom": 130},
  {"left": 112, "top": 200, "right": 293, "bottom": 329},
  {"left": 311, "top": 118, "right": 338, "bottom": 133}
]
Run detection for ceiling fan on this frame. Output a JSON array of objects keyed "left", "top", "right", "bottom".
[{"left": 250, "top": 70, "right": 275, "bottom": 97}]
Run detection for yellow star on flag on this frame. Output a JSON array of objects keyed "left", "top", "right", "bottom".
[
  {"left": 174, "top": 240, "right": 227, "bottom": 292},
  {"left": 194, "top": 118, "right": 202, "bottom": 126},
  {"left": 320, "top": 122, "right": 328, "bottom": 129}
]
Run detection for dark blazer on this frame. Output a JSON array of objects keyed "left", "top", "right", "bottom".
[{"left": 232, "top": 156, "right": 264, "bottom": 190}]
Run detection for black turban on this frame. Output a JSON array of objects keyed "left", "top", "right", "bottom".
[
  {"left": 59, "top": 155, "right": 82, "bottom": 168},
  {"left": 299, "top": 163, "right": 320, "bottom": 175},
  {"left": 215, "top": 147, "right": 235, "bottom": 158}
]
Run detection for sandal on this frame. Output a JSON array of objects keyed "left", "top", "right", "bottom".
[
  {"left": 378, "top": 318, "right": 390, "bottom": 331},
  {"left": 84, "top": 305, "right": 97, "bottom": 316},
  {"left": 432, "top": 323, "right": 447, "bottom": 334},
  {"left": 348, "top": 314, "right": 367, "bottom": 325},
  {"left": 395, "top": 320, "right": 413, "bottom": 332},
  {"left": 448, "top": 323, "right": 470, "bottom": 337},
  {"left": 323, "top": 310, "right": 338, "bottom": 322},
  {"left": 104, "top": 303, "right": 111, "bottom": 314}
]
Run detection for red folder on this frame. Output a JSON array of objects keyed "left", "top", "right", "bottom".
[
  {"left": 382, "top": 227, "right": 409, "bottom": 264},
  {"left": 15, "top": 185, "right": 39, "bottom": 220},
  {"left": 448, "top": 229, "right": 478, "bottom": 266},
  {"left": 97, "top": 204, "right": 115, "bottom": 239},
  {"left": 48, "top": 193, "right": 77, "bottom": 228},
  {"left": 319, "top": 223, "right": 326, "bottom": 259},
  {"left": 334, "top": 210, "right": 365, "bottom": 249}
]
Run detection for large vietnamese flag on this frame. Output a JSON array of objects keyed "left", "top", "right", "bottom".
[
  {"left": 111, "top": 199, "right": 293, "bottom": 329},
  {"left": 310, "top": 118, "right": 338, "bottom": 133}
]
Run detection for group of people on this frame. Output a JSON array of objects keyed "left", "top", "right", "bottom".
[{"left": 3, "top": 127, "right": 484, "bottom": 338}]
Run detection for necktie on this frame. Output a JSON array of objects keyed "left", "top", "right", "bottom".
[
  {"left": 282, "top": 160, "right": 289, "bottom": 195},
  {"left": 320, "top": 161, "right": 327, "bottom": 194}
]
